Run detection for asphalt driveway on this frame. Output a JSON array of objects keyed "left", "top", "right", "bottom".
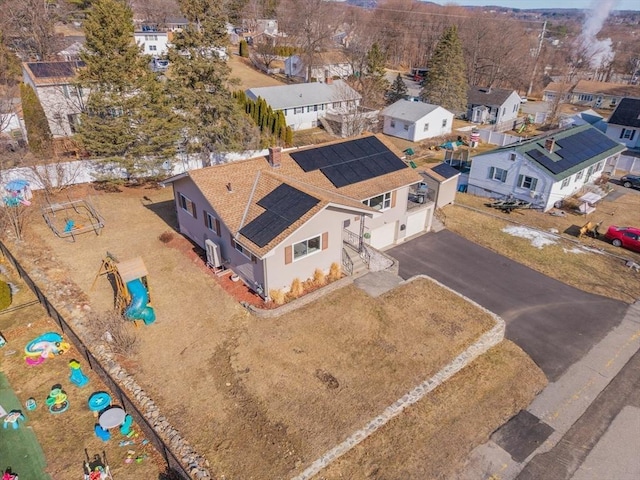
[{"left": 390, "top": 230, "right": 629, "bottom": 381}]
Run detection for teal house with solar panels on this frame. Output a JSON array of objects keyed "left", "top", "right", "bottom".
[
  {"left": 466, "top": 124, "right": 625, "bottom": 212},
  {"left": 161, "top": 134, "right": 434, "bottom": 298}
]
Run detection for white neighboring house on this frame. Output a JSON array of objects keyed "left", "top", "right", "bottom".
[
  {"left": 467, "top": 86, "right": 521, "bottom": 129},
  {"left": 22, "top": 61, "right": 88, "bottom": 138},
  {"left": 467, "top": 124, "right": 625, "bottom": 212},
  {"left": 284, "top": 51, "right": 353, "bottom": 82},
  {"left": 134, "top": 29, "right": 172, "bottom": 57},
  {"left": 605, "top": 97, "right": 640, "bottom": 149},
  {"left": 381, "top": 100, "right": 453, "bottom": 142},
  {"left": 246, "top": 79, "right": 361, "bottom": 131}
]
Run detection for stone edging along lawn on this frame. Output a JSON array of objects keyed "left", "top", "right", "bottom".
[{"left": 292, "top": 274, "right": 506, "bottom": 480}]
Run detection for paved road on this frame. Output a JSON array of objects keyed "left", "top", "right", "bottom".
[
  {"left": 518, "top": 348, "right": 640, "bottom": 480},
  {"left": 390, "top": 230, "right": 628, "bottom": 381}
]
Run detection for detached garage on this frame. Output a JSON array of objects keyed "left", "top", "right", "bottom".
[{"left": 381, "top": 100, "right": 454, "bottom": 143}]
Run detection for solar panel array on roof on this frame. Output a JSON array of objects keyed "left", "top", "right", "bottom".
[
  {"left": 239, "top": 184, "right": 320, "bottom": 248},
  {"left": 290, "top": 136, "right": 408, "bottom": 188},
  {"left": 526, "top": 129, "right": 621, "bottom": 175},
  {"left": 27, "top": 61, "right": 84, "bottom": 78}
]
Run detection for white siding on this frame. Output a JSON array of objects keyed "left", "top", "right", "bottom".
[
  {"left": 134, "top": 32, "right": 170, "bottom": 56},
  {"left": 606, "top": 124, "right": 640, "bottom": 149},
  {"left": 382, "top": 107, "right": 453, "bottom": 142}
]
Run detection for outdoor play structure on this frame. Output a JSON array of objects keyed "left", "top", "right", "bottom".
[
  {"left": 41, "top": 198, "right": 104, "bottom": 241},
  {"left": 2, "top": 179, "right": 32, "bottom": 207},
  {"left": 92, "top": 253, "right": 156, "bottom": 325},
  {"left": 24, "top": 332, "right": 70, "bottom": 366}
]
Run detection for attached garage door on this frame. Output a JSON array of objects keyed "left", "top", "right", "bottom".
[
  {"left": 405, "top": 209, "right": 428, "bottom": 238},
  {"left": 369, "top": 222, "right": 396, "bottom": 249}
]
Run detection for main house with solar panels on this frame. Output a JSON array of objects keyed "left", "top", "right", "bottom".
[
  {"left": 22, "top": 61, "right": 87, "bottom": 138},
  {"left": 467, "top": 124, "right": 626, "bottom": 212},
  {"left": 161, "top": 134, "right": 433, "bottom": 298}
]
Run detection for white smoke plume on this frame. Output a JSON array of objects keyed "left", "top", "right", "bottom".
[{"left": 579, "top": 0, "right": 617, "bottom": 68}]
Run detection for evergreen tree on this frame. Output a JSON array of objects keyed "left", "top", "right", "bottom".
[
  {"left": 239, "top": 39, "right": 249, "bottom": 58},
  {"left": 20, "top": 83, "right": 52, "bottom": 158},
  {"left": 168, "top": 0, "right": 259, "bottom": 166},
  {"left": 77, "top": 0, "right": 180, "bottom": 177},
  {"left": 420, "top": 25, "right": 468, "bottom": 113},
  {"left": 359, "top": 43, "right": 390, "bottom": 108},
  {"left": 387, "top": 73, "right": 408, "bottom": 104}
]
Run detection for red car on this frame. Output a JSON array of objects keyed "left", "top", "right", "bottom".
[{"left": 605, "top": 226, "right": 640, "bottom": 253}]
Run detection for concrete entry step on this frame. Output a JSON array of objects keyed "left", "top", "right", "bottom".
[{"left": 354, "top": 270, "right": 403, "bottom": 297}]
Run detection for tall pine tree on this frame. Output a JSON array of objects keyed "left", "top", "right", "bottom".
[
  {"left": 420, "top": 25, "right": 468, "bottom": 113},
  {"left": 168, "top": 0, "right": 259, "bottom": 166},
  {"left": 20, "top": 83, "right": 53, "bottom": 158},
  {"left": 77, "top": 0, "right": 180, "bottom": 178},
  {"left": 387, "top": 73, "right": 408, "bottom": 104}
]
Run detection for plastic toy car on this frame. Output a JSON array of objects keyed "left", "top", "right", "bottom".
[{"left": 604, "top": 226, "right": 640, "bottom": 253}]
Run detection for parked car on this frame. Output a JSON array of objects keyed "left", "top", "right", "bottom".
[
  {"left": 604, "top": 226, "right": 640, "bottom": 253},
  {"left": 620, "top": 174, "right": 640, "bottom": 189}
]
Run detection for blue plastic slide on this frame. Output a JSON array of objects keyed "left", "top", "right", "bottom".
[{"left": 124, "top": 279, "right": 156, "bottom": 324}]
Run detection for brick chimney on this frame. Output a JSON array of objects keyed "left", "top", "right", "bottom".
[
  {"left": 268, "top": 146, "right": 282, "bottom": 168},
  {"left": 325, "top": 69, "right": 333, "bottom": 84},
  {"left": 544, "top": 137, "right": 555, "bottom": 153}
]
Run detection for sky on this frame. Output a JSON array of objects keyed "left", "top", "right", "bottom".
[{"left": 429, "top": 0, "right": 640, "bottom": 11}]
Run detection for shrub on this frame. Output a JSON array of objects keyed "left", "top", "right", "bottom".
[
  {"left": 328, "top": 262, "right": 341, "bottom": 281},
  {"left": 86, "top": 311, "right": 138, "bottom": 356},
  {"left": 158, "top": 231, "right": 175, "bottom": 243},
  {"left": 289, "top": 277, "right": 304, "bottom": 297},
  {"left": 239, "top": 39, "right": 249, "bottom": 57},
  {"left": 312, "top": 268, "right": 326, "bottom": 287},
  {"left": 269, "top": 289, "right": 286, "bottom": 305},
  {"left": 0, "top": 281, "right": 12, "bottom": 310}
]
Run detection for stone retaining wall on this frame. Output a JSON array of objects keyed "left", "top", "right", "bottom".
[{"left": 0, "top": 240, "right": 212, "bottom": 479}]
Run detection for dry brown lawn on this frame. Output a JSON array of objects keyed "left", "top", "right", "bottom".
[
  {"left": 0, "top": 184, "right": 546, "bottom": 479},
  {"left": 445, "top": 191, "right": 640, "bottom": 303},
  {"left": 227, "top": 54, "right": 286, "bottom": 91}
]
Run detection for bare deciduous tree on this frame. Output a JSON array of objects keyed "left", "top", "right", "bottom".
[
  {"left": 0, "top": 0, "right": 60, "bottom": 60},
  {"left": 277, "top": 0, "right": 343, "bottom": 82}
]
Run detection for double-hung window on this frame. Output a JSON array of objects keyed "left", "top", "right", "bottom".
[
  {"left": 489, "top": 167, "right": 507, "bottom": 183},
  {"left": 179, "top": 193, "right": 196, "bottom": 217},
  {"left": 518, "top": 174, "right": 538, "bottom": 191}
]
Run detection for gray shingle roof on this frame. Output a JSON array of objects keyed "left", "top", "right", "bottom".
[
  {"left": 608, "top": 98, "right": 640, "bottom": 129},
  {"left": 246, "top": 80, "right": 360, "bottom": 110},
  {"left": 381, "top": 99, "right": 443, "bottom": 122},
  {"left": 467, "top": 85, "right": 516, "bottom": 107}
]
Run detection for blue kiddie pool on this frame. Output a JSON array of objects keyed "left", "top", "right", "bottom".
[{"left": 88, "top": 392, "right": 112, "bottom": 413}]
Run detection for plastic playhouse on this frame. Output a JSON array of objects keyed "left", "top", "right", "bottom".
[
  {"left": 92, "top": 253, "right": 156, "bottom": 325},
  {"left": 3, "top": 179, "right": 32, "bottom": 207}
]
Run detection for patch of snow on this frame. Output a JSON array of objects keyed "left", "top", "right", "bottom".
[
  {"left": 563, "top": 247, "right": 586, "bottom": 254},
  {"left": 502, "top": 225, "right": 558, "bottom": 249},
  {"left": 549, "top": 228, "right": 559, "bottom": 234}
]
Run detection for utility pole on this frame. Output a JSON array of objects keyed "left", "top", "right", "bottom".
[{"left": 527, "top": 21, "right": 547, "bottom": 98}]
